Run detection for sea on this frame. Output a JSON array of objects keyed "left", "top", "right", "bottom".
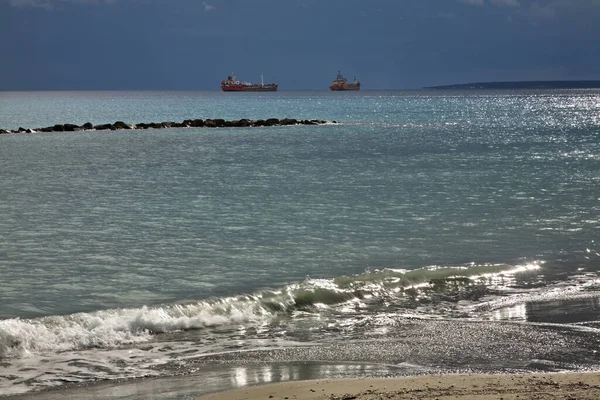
[{"left": 0, "top": 89, "right": 599, "bottom": 399}]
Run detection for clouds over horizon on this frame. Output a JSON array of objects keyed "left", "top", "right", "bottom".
[
  {"left": 5, "top": 0, "right": 598, "bottom": 15},
  {"left": 489, "top": 0, "right": 520, "bottom": 7},
  {"left": 1, "top": 0, "right": 599, "bottom": 90},
  {"left": 4, "top": 0, "right": 116, "bottom": 10},
  {"left": 460, "top": 0, "right": 520, "bottom": 6},
  {"left": 458, "top": 0, "right": 600, "bottom": 22}
]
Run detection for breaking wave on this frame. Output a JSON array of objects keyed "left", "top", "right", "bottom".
[{"left": 0, "top": 262, "right": 540, "bottom": 359}]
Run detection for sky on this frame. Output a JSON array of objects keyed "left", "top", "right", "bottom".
[{"left": 1, "top": 0, "right": 599, "bottom": 90}]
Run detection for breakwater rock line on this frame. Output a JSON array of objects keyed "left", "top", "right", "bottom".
[{"left": 0, "top": 118, "right": 335, "bottom": 134}]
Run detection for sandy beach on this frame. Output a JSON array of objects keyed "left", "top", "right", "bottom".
[{"left": 197, "top": 372, "right": 600, "bottom": 400}]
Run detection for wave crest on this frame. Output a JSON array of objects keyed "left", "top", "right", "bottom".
[{"left": 0, "top": 262, "right": 538, "bottom": 358}]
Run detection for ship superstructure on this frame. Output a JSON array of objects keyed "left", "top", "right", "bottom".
[{"left": 221, "top": 74, "right": 278, "bottom": 92}]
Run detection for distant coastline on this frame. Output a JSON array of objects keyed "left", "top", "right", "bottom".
[{"left": 424, "top": 80, "right": 600, "bottom": 90}]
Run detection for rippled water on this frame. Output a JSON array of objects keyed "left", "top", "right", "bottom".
[{"left": 0, "top": 89, "right": 599, "bottom": 398}]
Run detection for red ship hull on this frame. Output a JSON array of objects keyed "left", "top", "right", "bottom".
[
  {"left": 329, "top": 85, "right": 360, "bottom": 91},
  {"left": 329, "top": 71, "right": 361, "bottom": 91}
]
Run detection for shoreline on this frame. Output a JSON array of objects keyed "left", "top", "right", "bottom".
[
  {"left": 197, "top": 372, "right": 600, "bottom": 400},
  {"left": 6, "top": 369, "right": 600, "bottom": 400}
]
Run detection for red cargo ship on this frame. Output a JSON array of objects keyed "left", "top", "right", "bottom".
[
  {"left": 221, "top": 73, "right": 278, "bottom": 92},
  {"left": 329, "top": 71, "right": 361, "bottom": 91}
]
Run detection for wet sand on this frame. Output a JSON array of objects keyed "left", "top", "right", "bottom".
[
  {"left": 4, "top": 370, "right": 600, "bottom": 399},
  {"left": 197, "top": 372, "right": 600, "bottom": 400}
]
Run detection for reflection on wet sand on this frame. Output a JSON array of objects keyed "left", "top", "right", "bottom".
[
  {"left": 492, "top": 296, "right": 600, "bottom": 324},
  {"left": 9, "top": 362, "right": 405, "bottom": 400}
]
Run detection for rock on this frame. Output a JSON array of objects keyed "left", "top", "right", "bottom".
[
  {"left": 280, "top": 118, "right": 298, "bottom": 125},
  {"left": 183, "top": 119, "right": 204, "bottom": 127},
  {"left": 63, "top": 124, "right": 81, "bottom": 131},
  {"left": 94, "top": 124, "right": 115, "bottom": 131},
  {"left": 2, "top": 117, "right": 330, "bottom": 134},
  {"left": 232, "top": 119, "right": 251, "bottom": 127},
  {"left": 113, "top": 121, "right": 131, "bottom": 130}
]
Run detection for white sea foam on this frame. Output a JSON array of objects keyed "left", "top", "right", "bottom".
[
  {"left": 0, "top": 261, "right": 540, "bottom": 359},
  {"left": 0, "top": 301, "right": 269, "bottom": 359}
]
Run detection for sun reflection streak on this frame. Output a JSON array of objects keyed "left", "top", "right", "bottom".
[
  {"left": 491, "top": 303, "right": 527, "bottom": 321},
  {"left": 232, "top": 367, "right": 247, "bottom": 387}
]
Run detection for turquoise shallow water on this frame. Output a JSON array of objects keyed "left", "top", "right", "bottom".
[{"left": 1, "top": 90, "right": 600, "bottom": 398}]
